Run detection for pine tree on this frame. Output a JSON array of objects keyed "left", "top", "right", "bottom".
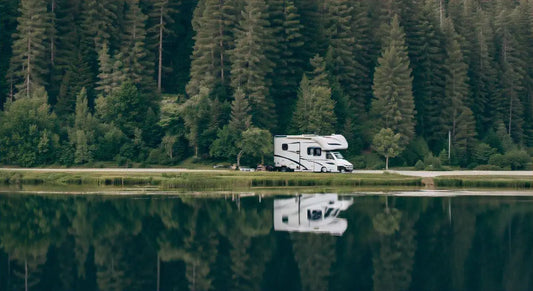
[
  {"left": 495, "top": 7, "right": 525, "bottom": 144},
  {"left": 291, "top": 75, "right": 336, "bottom": 135},
  {"left": 326, "top": 0, "right": 365, "bottom": 118},
  {"left": 307, "top": 54, "right": 328, "bottom": 88},
  {"left": 230, "top": 0, "right": 276, "bottom": 130},
  {"left": 442, "top": 19, "right": 474, "bottom": 156},
  {"left": 181, "top": 86, "right": 212, "bottom": 157},
  {"left": 121, "top": 0, "right": 155, "bottom": 92},
  {"left": 95, "top": 42, "right": 113, "bottom": 96},
  {"left": 55, "top": 52, "right": 92, "bottom": 117},
  {"left": 229, "top": 88, "right": 252, "bottom": 132},
  {"left": 371, "top": 15, "right": 415, "bottom": 145},
  {"left": 399, "top": 0, "right": 446, "bottom": 149},
  {"left": 186, "top": 0, "right": 238, "bottom": 98},
  {"left": 270, "top": 0, "right": 304, "bottom": 133},
  {"left": 147, "top": 0, "right": 177, "bottom": 92},
  {"left": 8, "top": 0, "right": 50, "bottom": 98},
  {"left": 0, "top": 0, "right": 18, "bottom": 107},
  {"left": 70, "top": 88, "right": 95, "bottom": 164}
]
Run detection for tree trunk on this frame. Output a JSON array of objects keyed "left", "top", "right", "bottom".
[
  {"left": 236, "top": 150, "right": 243, "bottom": 169},
  {"left": 157, "top": 6, "right": 163, "bottom": 92},
  {"left": 385, "top": 155, "right": 389, "bottom": 171}
]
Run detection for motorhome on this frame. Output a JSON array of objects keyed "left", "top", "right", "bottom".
[
  {"left": 274, "top": 134, "right": 353, "bottom": 172},
  {"left": 273, "top": 194, "right": 353, "bottom": 236}
]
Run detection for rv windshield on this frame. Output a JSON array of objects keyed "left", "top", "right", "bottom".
[{"left": 332, "top": 152, "right": 344, "bottom": 159}]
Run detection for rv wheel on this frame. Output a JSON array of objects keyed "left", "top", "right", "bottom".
[
  {"left": 339, "top": 167, "right": 346, "bottom": 173},
  {"left": 321, "top": 167, "right": 327, "bottom": 173},
  {"left": 280, "top": 166, "right": 288, "bottom": 172}
]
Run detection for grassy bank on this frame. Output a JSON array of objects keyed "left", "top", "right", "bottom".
[
  {"left": 434, "top": 176, "right": 533, "bottom": 189},
  {"left": 0, "top": 170, "right": 422, "bottom": 191}
]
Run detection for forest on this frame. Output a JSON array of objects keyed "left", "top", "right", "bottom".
[{"left": 0, "top": 0, "right": 532, "bottom": 169}]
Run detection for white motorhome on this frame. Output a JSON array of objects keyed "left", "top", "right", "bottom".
[
  {"left": 274, "top": 134, "right": 353, "bottom": 172},
  {"left": 273, "top": 194, "right": 353, "bottom": 236}
]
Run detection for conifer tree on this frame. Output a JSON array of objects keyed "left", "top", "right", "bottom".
[
  {"left": 230, "top": 0, "right": 276, "bottom": 130},
  {"left": 181, "top": 86, "right": 212, "bottom": 157},
  {"left": 8, "top": 0, "right": 50, "bottom": 98},
  {"left": 70, "top": 88, "right": 95, "bottom": 164},
  {"left": 291, "top": 75, "right": 336, "bottom": 135},
  {"left": 307, "top": 54, "right": 328, "bottom": 88},
  {"left": 121, "top": 0, "right": 155, "bottom": 92},
  {"left": 229, "top": 88, "right": 252, "bottom": 132},
  {"left": 187, "top": 0, "right": 238, "bottom": 98},
  {"left": 371, "top": 15, "right": 415, "bottom": 145},
  {"left": 148, "top": 0, "right": 178, "bottom": 92},
  {"left": 442, "top": 19, "right": 474, "bottom": 156},
  {"left": 326, "top": 0, "right": 365, "bottom": 117},
  {"left": 96, "top": 43, "right": 113, "bottom": 96},
  {"left": 0, "top": 0, "right": 18, "bottom": 107},
  {"left": 55, "top": 52, "right": 92, "bottom": 117},
  {"left": 495, "top": 8, "right": 525, "bottom": 144},
  {"left": 270, "top": 0, "right": 304, "bottom": 133}
]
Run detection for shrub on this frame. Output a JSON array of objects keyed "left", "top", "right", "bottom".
[
  {"left": 414, "top": 160, "right": 425, "bottom": 170},
  {"left": 474, "top": 164, "right": 502, "bottom": 170},
  {"left": 472, "top": 142, "right": 497, "bottom": 164},
  {"left": 351, "top": 156, "right": 366, "bottom": 169},
  {"left": 489, "top": 150, "right": 531, "bottom": 170}
]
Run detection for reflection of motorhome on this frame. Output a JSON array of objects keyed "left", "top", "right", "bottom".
[
  {"left": 273, "top": 194, "right": 353, "bottom": 236},
  {"left": 274, "top": 134, "right": 353, "bottom": 172}
]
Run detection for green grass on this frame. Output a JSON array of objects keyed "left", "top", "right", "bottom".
[
  {"left": 435, "top": 176, "right": 533, "bottom": 189},
  {"left": 0, "top": 170, "right": 422, "bottom": 191}
]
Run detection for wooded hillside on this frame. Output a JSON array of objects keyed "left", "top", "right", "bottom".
[{"left": 0, "top": 0, "right": 532, "bottom": 168}]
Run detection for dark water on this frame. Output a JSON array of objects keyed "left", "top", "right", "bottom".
[{"left": 0, "top": 192, "right": 532, "bottom": 291}]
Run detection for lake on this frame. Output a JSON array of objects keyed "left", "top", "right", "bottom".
[{"left": 0, "top": 191, "right": 532, "bottom": 291}]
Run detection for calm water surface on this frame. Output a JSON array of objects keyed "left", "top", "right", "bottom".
[{"left": 0, "top": 192, "right": 532, "bottom": 291}]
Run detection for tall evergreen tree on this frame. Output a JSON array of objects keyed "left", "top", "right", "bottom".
[
  {"left": 230, "top": 0, "right": 276, "bottom": 130},
  {"left": 69, "top": 88, "right": 96, "bottom": 164},
  {"left": 291, "top": 74, "right": 336, "bottom": 135},
  {"left": 147, "top": 0, "right": 177, "bottom": 92},
  {"left": 0, "top": 0, "right": 19, "bottom": 108},
  {"left": 495, "top": 7, "right": 525, "bottom": 144},
  {"left": 270, "top": 0, "right": 304, "bottom": 133},
  {"left": 371, "top": 15, "right": 415, "bottom": 145},
  {"left": 186, "top": 0, "right": 238, "bottom": 98},
  {"left": 96, "top": 43, "right": 114, "bottom": 96},
  {"left": 8, "top": 0, "right": 50, "bottom": 98},
  {"left": 442, "top": 19, "right": 475, "bottom": 159},
  {"left": 229, "top": 88, "right": 252, "bottom": 132},
  {"left": 121, "top": 0, "right": 155, "bottom": 93}
]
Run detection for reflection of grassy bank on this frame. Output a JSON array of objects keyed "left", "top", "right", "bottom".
[
  {"left": 435, "top": 176, "right": 532, "bottom": 189},
  {"left": 0, "top": 170, "right": 422, "bottom": 191}
]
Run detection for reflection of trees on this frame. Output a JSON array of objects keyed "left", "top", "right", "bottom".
[
  {"left": 291, "top": 233, "right": 336, "bottom": 291},
  {"left": 372, "top": 197, "right": 416, "bottom": 291},
  {"left": 0, "top": 197, "right": 59, "bottom": 291}
]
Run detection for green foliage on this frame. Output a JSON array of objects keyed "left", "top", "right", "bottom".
[
  {"left": 414, "top": 160, "right": 425, "bottom": 170},
  {"left": 8, "top": 0, "right": 50, "bottom": 98},
  {"left": 230, "top": 0, "right": 275, "bottom": 130},
  {"left": 489, "top": 150, "right": 532, "bottom": 170},
  {"left": 372, "top": 128, "right": 403, "bottom": 170},
  {"left": 210, "top": 125, "right": 239, "bottom": 161},
  {"left": 371, "top": 16, "right": 415, "bottom": 146},
  {"left": 291, "top": 75, "right": 336, "bottom": 135},
  {"left": 0, "top": 87, "right": 60, "bottom": 166},
  {"left": 237, "top": 127, "right": 273, "bottom": 165}
]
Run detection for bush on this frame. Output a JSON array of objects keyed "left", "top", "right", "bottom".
[
  {"left": 364, "top": 153, "right": 385, "bottom": 170},
  {"left": 402, "top": 137, "right": 430, "bottom": 166},
  {"left": 424, "top": 153, "right": 442, "bottom": 170},
  {"left": 351, "top": 156, "right": 366, "bottom": 169},
  {"left": 489, "top": 150, "right": 531, "bottom": 170},
  {"left": 414, "top": 160, "right": 425, "bottom": 170},
  {"left": 472, "top": 142, "right": 497, "bottom": 164},
  {"left": 474, "top": 164, "right": 502, "bottom": 170}
]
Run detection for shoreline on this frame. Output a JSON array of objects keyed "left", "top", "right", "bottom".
[{"left": 0, "top": 168, "right": 531, "bottom": 191}]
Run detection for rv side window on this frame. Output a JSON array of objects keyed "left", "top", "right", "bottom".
[
  {"left": 282, "top": 144, "right": 288, "bottom": 150},
  {"left": 307, "top": 147, "right": 322, "bottom": 156}
]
